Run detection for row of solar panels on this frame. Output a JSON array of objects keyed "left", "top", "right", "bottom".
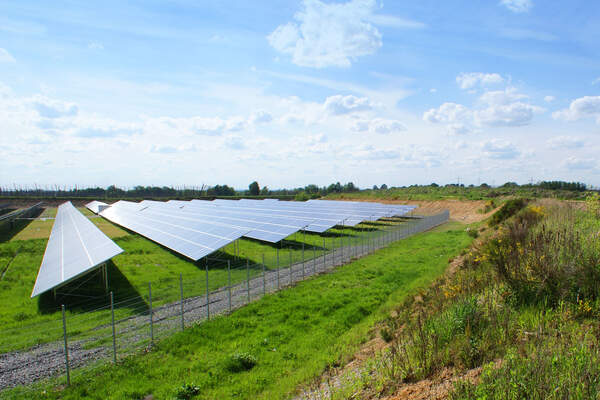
[
  {"left": 93, "top": 199, "right": 415, "bottom": 262},
  {"left": 31, "top": 199, "right": 415, "bottom": 297}
]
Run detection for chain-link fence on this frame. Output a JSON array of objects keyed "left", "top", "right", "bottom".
[{"left": 0, "top": 211, "right": 449, "bottom": 392}]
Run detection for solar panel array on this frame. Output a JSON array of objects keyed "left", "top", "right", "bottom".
[
  {"left": 95, "top": 198, "right": 415, "bottom": 262},
  {"left": 32, "top": 202, "right": 124, "bottom": 298}
]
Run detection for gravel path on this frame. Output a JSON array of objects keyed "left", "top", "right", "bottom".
[{"left": 0, "top": 213, "right": 448, "bottom": 391}]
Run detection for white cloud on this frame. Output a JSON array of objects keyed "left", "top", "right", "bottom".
[
  {"left": 456, "top": 72, "right": 504, "bottom": 90},
  {"left": 323, "top": 94, "right": 372, "bottom": 115},
  {"left": 29, "top": 95, "right": 78, "bottom": 118},
  {"left": 0, "top": 48, "right": 15, "bottom": 63},
  {"left": 424, "top": 87, "right": 543, "bottom": 129},
  {"left": 593, "top": 78, "right": 600, "bottom": 86},
  {"left": 482, "top": 139, "right": 520, "bottom": 159},
  {"left": 499, "top": 28, "right": 556, "bottom": 42},
  {"left": 562, "top": 157, "right": 597, "bottom": 170},
  {"left": 223, "top": 135, "right": 246, "bottom": 150},
  {"left": 553, "top": 96, "right": 600, "bottom": 123},
  {"left": 500, "top": 0, "right": 533, "bottom": 13},
  {"left": 544, "top": 95, "right": 555, "bottom": 103},
  {"left": 351, "top": 118, "right": 405, "bottom": 134},
  {"left": 267, "top": 0, "right": 382, "bottom": 68},
  {"left": 423, "top": 103, "right": 471, "bottom": 124},
  {"left": 446, "top": 123, "right": 471, "bottom": 135},
  {"left": 250, "top": 110, "right": 273, "bottom": 124},
  {"left": 546, "top": 136, "right": 584, "bottom": 149},
  {"left": 367, "top": 14, "right": 425, "bottom": 29}
]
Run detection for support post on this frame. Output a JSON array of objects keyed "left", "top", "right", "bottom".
[
  {"left": 289, "top": 247, "right": 292, "bottom": 284},
  {"left": 246, "top": 259, "right": 250, "bottom": 302},
  {"left": 313, "top": 244, "right": 316, "bottom": 274},
  {"left": 148, "top": 282, "right": 153, "bottom": 343},
  {"left": 276, "top": 247, "right": 280, "bottom": 289},
  {"left": 323, "top": 237, "right": 326, "bottom": 271},
  {"left": 262, "top": 254, "right": 266, "bottom": 295},
  {"left": 205, "top": 260, "right": 210, "bottom": 320},
  {"left": 61, "top": 305, "right": 70, "bottom": 386},
  {"left": 180, "top": 274, "right": 184, "bottom": 331},
  {"left": 228, "top": 260, "right": 232, "bottom": 313},
  {"left": 110, "top": 292, "right": 116, "bottom": 363},
  {"left": 301, "top": 231, "right": 305, "bottom": 279}
]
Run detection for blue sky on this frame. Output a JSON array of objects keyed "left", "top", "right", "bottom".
[{"left": 1, "top": 0, "right": 599, "bottom": 189}]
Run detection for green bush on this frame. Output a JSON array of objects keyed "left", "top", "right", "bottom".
[
  {"left": 225, "top": 352, "right": 257, "bottom": 372},
  {"left": 489, "top": 199, "right": 526, "bottom": 226},
  {"left": 175, "top": 383, "right": 200, "bottom": 400}
]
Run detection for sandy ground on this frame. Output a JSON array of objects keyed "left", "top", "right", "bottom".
[{"left": 383, "top": 199, "right": 498, "bottom": 224}]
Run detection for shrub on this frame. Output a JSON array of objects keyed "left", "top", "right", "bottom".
[
  {"left": 175, "top": 383, "right": 200, "bottom": 400},
  {"left": 225, "top": 352, "right": 257, "bottom": 372},
  {"left": 466, "top": 228, "right": 478, "bottom": 238},
  {"left": 380, "top": 327, "right": 394, "bottom": 343},
  {"left": 489, "top": 199, "right": 526, "bottom": 226}
]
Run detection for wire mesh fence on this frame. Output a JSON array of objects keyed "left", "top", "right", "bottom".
[{"left": 0, "top": 211, "right": 448, "bottom": 392}]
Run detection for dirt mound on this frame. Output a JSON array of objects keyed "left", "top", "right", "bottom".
[{"left": 369, "top": 199, "right": 496, "bottom": 224}]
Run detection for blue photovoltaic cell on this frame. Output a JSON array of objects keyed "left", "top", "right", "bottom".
[{"left": 31, "top": 202, "right": 124, "bottom": 298}]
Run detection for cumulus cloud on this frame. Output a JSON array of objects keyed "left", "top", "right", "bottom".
[
  {"left": 424, "top": 87, "right": 543, "bottom": 130},
  {"left": 30, "top": 95, "right": 78, "bottom": 118},
  {"left": 544, "top": 95, "right": 555, "bottom": 103},
  {"left": 267, "top": 0, "right": 382, "bottom": 68},
  {"left": 324, "top": 94, "right": 372, "bottom": 115},
  {"left": 456, "top": 72, "right": 504, "bottom": 90},
  {"left": 351, "top": 118, "right": 405, "bottom": 134},
  {"left": 546, "top": 136, "right": 584, "bottom": 149},
  {"left": 500, "top": 0, "right": 533, "bottom": 13},
  {"left": 482, "top": 139, "right": 520, "bottom": 159},
  {"left": 552, "top": 96, "right": 600, "bottom": 124},
  {"left": 0, "top": 48, "right": 15, "bottom": 63}
]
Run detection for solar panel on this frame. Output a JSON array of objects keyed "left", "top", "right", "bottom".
[
  {"left": 138, "top": 202, "right": 307, "bottom": 243},
  {"left": 85, "top": 200, "right": 109, "bottom": 214},
  {"left": 31, "top": 202, "right": 124, "bottom": 298},
  {"left": 99, "top": 203, "right": 249, "bottom": 260}
]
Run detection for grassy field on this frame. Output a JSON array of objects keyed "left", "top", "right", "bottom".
[
  {"left": 0, "top": 207, "right": 410, "bottom": 353},
  {"left": 2, "top": 222, "right": 473, "bottom": 399}
]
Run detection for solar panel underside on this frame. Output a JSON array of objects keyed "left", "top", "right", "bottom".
[
  {"left": 99, "top": 203, "right": 249, "bottom": 260},
  {"left": 31, "top": 202, "right": 124, "bottom": 298}
]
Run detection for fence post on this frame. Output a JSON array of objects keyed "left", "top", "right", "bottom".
[
  {"left": 313, "top": 244, "right": 316, "bottom": 274},
  {"left": 332, "top": 237, "right": 335, "bottom": 266},
  {"left": 289, "top": 247, "right": 292, "bottom": 284},
  {"left": 322, "top": 237, "right": 326, "bottom": 271},
  {"left": 205, "top": 261, "right": 210, "bottom": 320},
  {"left": 277, "top": 247, "right": 280, "bottom": 289},
  {"left": 301, "top": 236, "right": 305, "bottom": 279},
  {"left": 262, "top": 254, "right": 266, "bottom": 295},
  {"left": 179, "top": 274, "right": 184, "bottom": 331},
  {"left": 110, "top": 292, "right": 117, "bottom": 363},
  {"left": 228, "top": 260, "right": 232, "bottom": 313},
  {"left": 61, "top": 305, "right": 70, "bottom": 386},
  {"left": 246, "top": 259, "right": 250, "bottom": 302},
  {"left": 148, "top": 282, "right": 153, "bottom": 343}
]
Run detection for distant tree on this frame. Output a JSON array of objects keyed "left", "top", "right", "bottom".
[
  {"left": 502, "top": 182, "right": 519, "bottom": 188},
  {"left": 248, "top": 181, "right": 260, "bottom": 196},
  {"left": 430, "top": 183, "right": 439, "bottom": 187},
  {"left": 372, "top": 185, "right": 379, "bottom": 190},
  {"left": 480, "top": 183, "right": 490, "bottom": 188},
  {"left": 380, "top": 184, "right": 388, "bottom": 190},
  {"left": 260, "top": 186, "right": 270, "bottom": 195}
]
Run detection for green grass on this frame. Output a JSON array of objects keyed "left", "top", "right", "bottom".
[
  {"left": 0, "top": 210, "right": 411, "bottom": 353},
  {"left": 2, "top": 223, "right": 472, "bottom": 400}
]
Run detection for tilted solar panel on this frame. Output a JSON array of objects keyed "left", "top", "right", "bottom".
[
  {"left": 85, "top": 200, "right": 109, "bottom": 214},
  {"left": 31, "top": 202, "right": 124, "bottom": 298},
  {"left": 99, "top": 203, "right": 249, "bottom": 260}
]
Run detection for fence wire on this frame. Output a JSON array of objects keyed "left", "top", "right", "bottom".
[{"left": 0, "top": 211, "right": 449, "bottom": 393}]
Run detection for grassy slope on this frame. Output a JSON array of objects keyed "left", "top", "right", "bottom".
[
  {"left": 0, "top": 207, "right": 407, "bottom": 353},
  {"left": 3, "top": 223, "right": 472, "bottom": 400}
]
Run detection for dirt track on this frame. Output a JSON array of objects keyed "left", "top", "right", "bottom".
[{"left": 381, "top": 200, "right": 496, "bottom": 224}]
